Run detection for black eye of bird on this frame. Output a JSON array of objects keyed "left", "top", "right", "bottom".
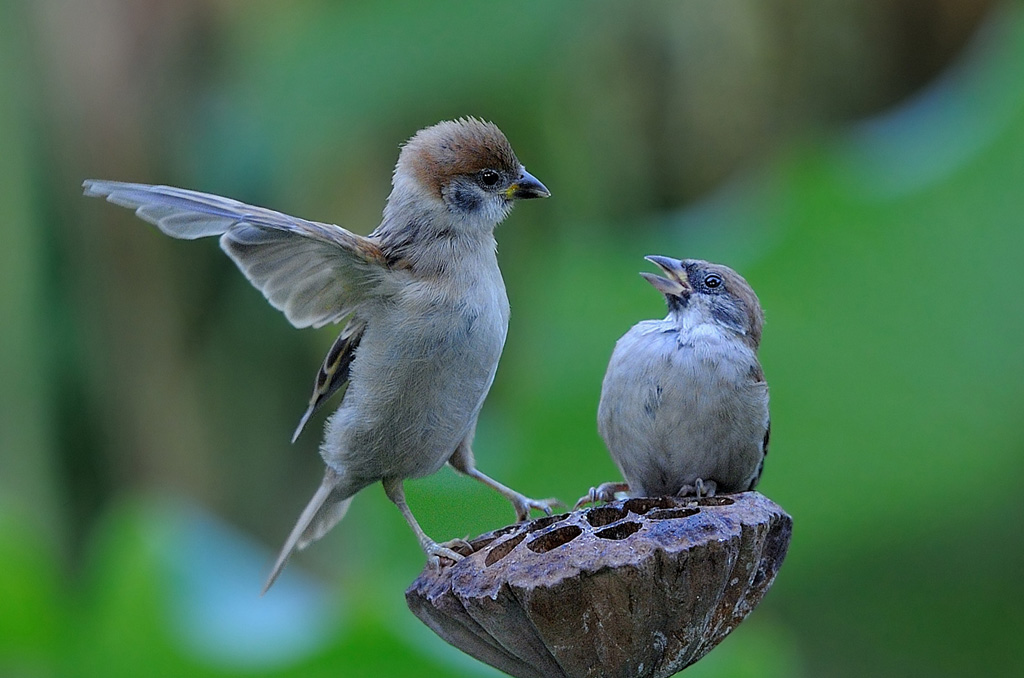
[
  {"left": 704, "top": 273, "right": 723, "bottom": 289},
  {"left": 479, "top": 169, "right": 500, "bottom": 187}
]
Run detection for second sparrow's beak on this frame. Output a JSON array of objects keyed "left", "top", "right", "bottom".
[
  {"left": 641, "top": 255, "right": 691, "bottom": 297},
  {"left": 505, "top": 169, "right": 550, "bottom": 200}
]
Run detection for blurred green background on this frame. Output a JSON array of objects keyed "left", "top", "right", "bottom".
[{"left": 2, "top": 1, "right": 1023, "bottom": 676}]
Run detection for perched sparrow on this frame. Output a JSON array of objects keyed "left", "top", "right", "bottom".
[
  {"left": 84, "top": 118, "right": 554, "bottom": 592},
  {"left": 579, "top": 256, "right": 769, "bottom": 506}
]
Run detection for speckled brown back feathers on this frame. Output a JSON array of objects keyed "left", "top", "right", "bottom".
[
  {"left": 291, "top": 318, "right": 367, "bottom": 443},
  {"left": 396, "top": 118, "right": 520, "bottom": 197}
]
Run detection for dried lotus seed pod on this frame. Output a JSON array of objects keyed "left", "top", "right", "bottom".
[{"left": 406, "top": 491, "right": 791, "bottom": 678}]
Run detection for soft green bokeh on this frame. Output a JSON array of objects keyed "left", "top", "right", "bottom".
[{"left": 1, "top": 1, "right": 1022, "bottom": 676}]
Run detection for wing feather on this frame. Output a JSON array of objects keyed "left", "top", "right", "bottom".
[
  {"left": 292, "top": 319, "right": 366, "bottom": 442},
  {"left": 83, "top": 180, "right": 386, "bottom": 328}
]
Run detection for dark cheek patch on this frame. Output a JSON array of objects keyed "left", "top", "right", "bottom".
[
  {"left": 710, "top": 300, "right": 745, "bottom": 332},
  {"left": 445, "top": 184, "right": 481, "bottom": 213}
]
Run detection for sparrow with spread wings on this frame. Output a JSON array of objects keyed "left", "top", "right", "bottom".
[{"left": 84, "top": 118, "right": 554, "bottom": 592}]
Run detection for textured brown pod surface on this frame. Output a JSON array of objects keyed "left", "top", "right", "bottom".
[{"left": 406, "top": 491, "right": 791, "bottom": 678}]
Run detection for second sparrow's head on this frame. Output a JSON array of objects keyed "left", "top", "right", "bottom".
[
  {"left": 392, "top": 118, "right": 549, "bottom": 226},
  {"left": 642, "top": 255, "right": 764, "bottom": 349}
]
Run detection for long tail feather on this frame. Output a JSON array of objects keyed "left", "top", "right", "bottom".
[{"left": 262, "top": 468, "right": 351, "bottom": 594}]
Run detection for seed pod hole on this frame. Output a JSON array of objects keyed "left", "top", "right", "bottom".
[
  {"left": 470, "top": 523, "right": 522, "bottom": 552},
  {"left": 527, "top": 525, "right": 582, "bottom": 553},
  {"left": 527, "top": 513, "right": 568, "bottom": 532},
  {"left": 586, "top": 506, "right": 628, "bottom": 527},
  {"left": 623, "top": 497, "right": 678, "bottom": 515},
  {"left": 649, "top": 507, "right": 700, "bottom": 521},
  {"left": 696, "top": 496, "right": 735, "bottom": 507},
  {"left": 595, "top": 521, "right": 642, "bottom": 540},
  {"left": 485, "top": 532, "right": 527, "bottom": 566},
  {"left": 487, "top": 523, "right": 521, "bottom": 540}
]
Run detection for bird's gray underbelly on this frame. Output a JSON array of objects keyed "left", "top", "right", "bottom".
[
  {"left": 630, "top": 380, "right": 766, "bottom": 495},
  {"left": 322, "top": 301, "right": 506, "bottom": 482},
  {"left": 599, "top": 330, "right": 768, "bottom": 496}
]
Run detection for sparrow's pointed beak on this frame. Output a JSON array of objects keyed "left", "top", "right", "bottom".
[
  {"left": 642, "top": 255, "right": 691, "bottom": 297},
  {"left": 506, "top": 168, "right": 550, "bottom": 200}
]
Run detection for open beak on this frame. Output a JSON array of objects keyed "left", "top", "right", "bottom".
[
  {"left": 506, "top": 168, "right": 550, "bottom": 200},
  {"left": 641, "top": 255, "right": 691, "bottom": 297}
]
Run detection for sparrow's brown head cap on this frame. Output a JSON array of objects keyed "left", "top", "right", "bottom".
[{"left": 397, "top": 118, "right": 520, "bottom": 196}]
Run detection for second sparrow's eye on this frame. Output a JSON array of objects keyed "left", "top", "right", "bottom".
[
  {"left": 479, "top": 169, "right": 501, "bottom": 187},
  {"left": 704, "top": 273, "right": 723, "bottom": 289}
]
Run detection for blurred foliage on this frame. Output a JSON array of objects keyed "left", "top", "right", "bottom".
[{"left": 2, "top": 0, "right": 1023, "bottom": 676}]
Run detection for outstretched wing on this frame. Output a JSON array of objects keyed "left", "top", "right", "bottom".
[
  {"left": 291, "top": 317, "right": 366, "bottom": 442},
  {"left": 83, "top": 180, "right": 386, "bottom": 328}
]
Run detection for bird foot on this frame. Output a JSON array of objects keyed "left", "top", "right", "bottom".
[
  {"left": 508, "top": 493, "right": 562, "bottom": 523},
  {"left": 440, "top": 537, "right": 473, "bottom": 554},
  {"left": 423, "top": 538, "right": 471, "bottom": 569},
  {"left": 677, "top": 479, "right": 717, "bottom": 499},
  {"left": 574, "top": 482, "right": 630, "bottom": 509}
]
